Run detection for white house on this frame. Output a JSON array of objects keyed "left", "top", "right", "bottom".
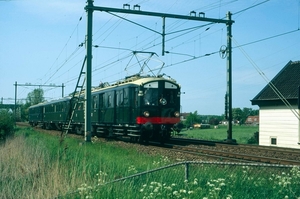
[{"left": 251, "top": 61, "right": 300, "bottom": 149}]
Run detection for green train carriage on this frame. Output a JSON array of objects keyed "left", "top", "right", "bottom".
[{"left": 28, "top": 75, "right": 181, "bottom": 143}]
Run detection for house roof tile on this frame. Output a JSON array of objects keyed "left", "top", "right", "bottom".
[{"left": 251, "top": 60, "right": 300, "bottom": 105}]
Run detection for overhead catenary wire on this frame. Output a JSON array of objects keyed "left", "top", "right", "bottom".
[
  {"left": 41, "top": 14, "right": 85, "bottom": 86},
  {"left": 36, "top": 1, "right": 298, "bottom": 102},
  {"left": 232, "top": 37, "right": 300, "bottom": 121},
  {"left": 90, "top": 0, "right": 230, "bottom": 64},
  {"left": 93, "top": 5, "right": 298, "bottom": 88},
  {"left": 90, "top": 0, "right": 272, "bottom": 78},
  {"left": 233, "top": 0, "right": 270, "bottom": 16},
  {"left": 43, "top": 46, "right": 83, "bottom": 85}
]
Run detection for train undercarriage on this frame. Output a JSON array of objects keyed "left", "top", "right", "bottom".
[{"left": 30, "top": 121, "right": 176, "bottom": 144}]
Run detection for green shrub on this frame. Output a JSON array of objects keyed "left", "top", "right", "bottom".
[
  {"left": 0, "top": 109, "right": 14, "bottom": 139},
  {"left": 247, "top": 131, "right": 259, "bottom": 144}
]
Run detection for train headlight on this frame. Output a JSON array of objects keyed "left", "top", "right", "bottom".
[
  {"left": 143, "top": 111, "right": 150, "bottom": 117},
  {"left": 160, "top": 98, "right": 167, "bottom": 105},
  {"left": 174, "top": 111, "right": 180, "bottom": 117}
]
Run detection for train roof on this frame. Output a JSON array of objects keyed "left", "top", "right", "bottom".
[
  {"left": 29, "top": 97, "right": 71, "bottom": 109},
  {"left": 92, "top": 74, "right": 180, "bottom": 93},
  {"left": 29, "top": 75, "right": 180, "bottom": 108}
]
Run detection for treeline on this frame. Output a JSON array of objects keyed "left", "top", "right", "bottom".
[
  {"left": 0, "top": 88, "right": 44, "bottom": 140},
  {"left": 183, "top": 108, "right": 259, "bottom": 127}
]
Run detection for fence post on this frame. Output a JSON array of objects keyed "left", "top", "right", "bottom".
[{"left": 185, "top": 162, "right": 189, "bottom": 181}]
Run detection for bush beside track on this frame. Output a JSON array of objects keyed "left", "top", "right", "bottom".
[{"left": 0, "top": 109, "right": 14, "bottom": 140}]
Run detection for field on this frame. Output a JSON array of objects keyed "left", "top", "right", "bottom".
[
  {"left": 1, "top": 127, "right": 299, "bottom": 199},
  {"left": 178, "top": 125, "right": 259, "bottom": 144}
]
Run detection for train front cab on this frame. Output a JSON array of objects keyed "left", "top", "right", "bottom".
[{"left": 137, "top": 79, "right": 181, "bottom": 143}]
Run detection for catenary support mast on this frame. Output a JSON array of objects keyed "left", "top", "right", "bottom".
[
  {"left": 226, "top": 12, "right": 234, "bottom": 142},
  {"left": 84, "top": 0, "right": 94, "bottom": 142},
  {"left": 14, "top": 82, "right": 65, "bottom": 124}
]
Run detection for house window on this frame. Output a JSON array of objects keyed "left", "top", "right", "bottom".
[{"left": 270, "top": 137, "right": 277, "bottom": 145}]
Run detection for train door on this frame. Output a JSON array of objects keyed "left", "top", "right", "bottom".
[
  {"left": 73, "top": 99, "right": 84, "bottom": 123},
  {"left": 102, "top": 91, "right": 114, "bottom": 123},
  {"left": 91, "top": 94, "right": 99, "bottom": 123},
  {"left": 116, "top": 88, "right": 130, "bottom": 124},
  {"left": 99, "top": 93, "right": 105, "bottom": 123},
  {"left": 123, "top": 88, "right": 130, "bottom": 123},
  {"left": 115, "top": 89, "right": 124, "bottom": 123},
  {"left": 130, "top": 87, "right": 139, "bottom": 123}
]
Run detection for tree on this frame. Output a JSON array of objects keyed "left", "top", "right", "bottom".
[
  {"left": 209, "top": 117, "right": 220, "bottom": 125},
  {"left": 26, "top": 88, "right": 44, "bottom": 106},
  {"left": 232, "top": 108, "right": 242, "bottom": 121},
  {"left": 184, "top": 111, "right": 202, "bottom": 127},
  {"left": 232, "top": 107, "right": 259, "bottom": 125}
]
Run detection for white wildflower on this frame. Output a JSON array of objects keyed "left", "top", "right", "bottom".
[{"left": 180, "top": 189, "right": 186, "bottom": 193}]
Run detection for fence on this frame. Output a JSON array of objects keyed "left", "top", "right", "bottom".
[
  {"left": 103, "top": 161, "right": 295, "bottom": 184},
  {"left": 59, "top": 161, "right": 300, "bottom": 199}
]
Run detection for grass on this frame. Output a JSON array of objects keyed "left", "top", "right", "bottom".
[
  {"left": 1, "top": 126, "right": 299, "bottom": 199},
  {"left": 178, "top": 125, "right": 259, "bottom": 144}
]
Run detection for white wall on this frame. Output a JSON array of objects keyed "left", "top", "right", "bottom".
[{"left": 259, "top": 105, "right": 300, "bottom": 149}]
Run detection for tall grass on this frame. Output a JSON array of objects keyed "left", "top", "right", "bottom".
[
  {"left": 1, "top": 127, "right": 299, "bottom": 199},
  {"left": 0, "top": 130, "right": 88, "bottom": 198},
  {"left": 0, "top": 127, "right": 170, "bottom": 198}
]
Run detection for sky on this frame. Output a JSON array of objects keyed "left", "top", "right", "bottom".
[{"left": 1, "top": 0, "right": 300, "bottom": 115}]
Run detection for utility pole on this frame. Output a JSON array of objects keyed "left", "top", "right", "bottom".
[
  {"left": 14, "top": 81, "right": 17, "bottom": 125},
  {"left": 226, "top": 12, "right": 235, "bottom": 143},
  {"left": 14, "top": 82, "right": 65, "bottom": 122},
  {"left": 84, "top": 0, "right": 94, "bottom": 142}
]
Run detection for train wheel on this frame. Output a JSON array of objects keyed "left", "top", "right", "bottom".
[
  {"left": 75, "top": 126, "right": 83, "bottom": 135},
  {"left": 159, "top": 130, "right": 168, "bottom": 145},
  {"left": 138, "top": 134, "right": 144, "bottom": 144}
]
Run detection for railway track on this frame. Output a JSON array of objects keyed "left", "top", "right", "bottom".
[
  {"left": 167, "top": 138, "right": 300, "bottom": 165},
  {"left": 17, "top": 123, "right": 300, "bottom": 165},
  {"left": 169, "top": 144, "right": 300, "bottom": 165}
]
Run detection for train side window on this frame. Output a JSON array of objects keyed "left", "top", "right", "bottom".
[
  {"left": 116, "top": 92, "right": 120, "bottom": 106},
  {"left": 100, "top": 94, "right": 104, "bottom": 108},
  {"left": 134, "top": 88, "right": 139, "bottom": 107},
  {"left": 93, "top": 95, "right": 98, "bottom": 109},
  {"left": 116, "top": 92, "right": 119, "bottom": 106},
  {"left": 108, "top": 95, "right": 112, "bottom": 107},
  {"left": 120, "top": 90, "right": 124, "bottom": 105},
  {"left": 56, "top": 104, "right": 60, "bottom": 112},
  {"left": 123, "top": 89, "right": 129, "bottom": 106}
]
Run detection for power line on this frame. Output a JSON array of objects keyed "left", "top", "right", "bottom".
[
  {"left": 41, "top": 14, "right": 85, "bottom": 85},
  {"left": 233, "top": 29, "right": 300, "bottom": 49},
  {"left": 43, "top": 46, "right": 83, "bottom": 85},
  {"left": 233, "top": 0, "right": 270, "bottom": 16},
  {"left": 232, "top": 37, "right": 300, "bottom": 120}
]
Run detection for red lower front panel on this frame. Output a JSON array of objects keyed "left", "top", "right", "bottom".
[{"left": 136, "top": 117, "right": 180, "bottom": 124}]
